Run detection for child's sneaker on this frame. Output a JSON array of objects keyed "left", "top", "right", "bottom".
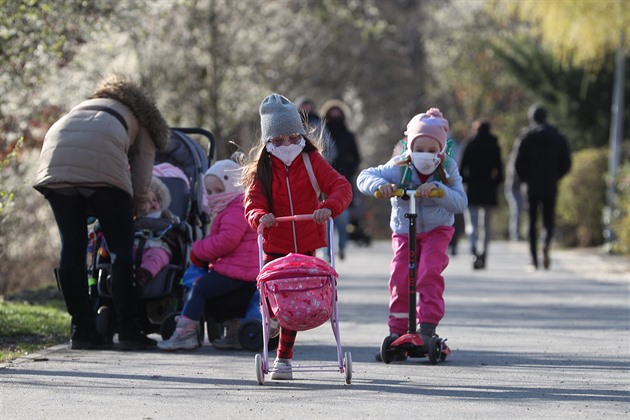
[
  {"left": 270, "top": 357, "right": 293, "bottom": 380},
  {"left": 158, "top": 316, "right": 200, "bottom": 351}
]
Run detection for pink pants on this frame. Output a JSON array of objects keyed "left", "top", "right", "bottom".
[
  {"left": 388, "top": 226, "right": 454, "bottom": 335},
  {"left": 140, "top": 247, "right": 170, "bottom": 277}
]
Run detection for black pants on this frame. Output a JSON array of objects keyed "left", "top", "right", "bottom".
[
  {"left": 527, "top": 191, "right": 557, "bottom": 265},
  {"left": 46, "top": 187, "right": 135, "bottom": 270}
]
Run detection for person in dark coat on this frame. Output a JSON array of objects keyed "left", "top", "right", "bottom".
[
  {"left": 320, "top": 99, "right": 361, "bottom": 261},
  {"left": 459, "top": 120, "right": 504, "bottom": 269},
  {"left": 515, "top": 105, "right": 571, "bottom": 270}
]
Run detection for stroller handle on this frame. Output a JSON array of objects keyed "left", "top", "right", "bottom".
[
  {"left": 257, "top": 214, "right": 335, "bottom": 269},
  {"left": 256, "top": 214, "right": 315, "bottom": 234},
  {"left": 374, "top": 188, "right": 444, "bottom": 199}
]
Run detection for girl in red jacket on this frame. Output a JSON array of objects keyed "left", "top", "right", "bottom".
[{"left": 243, "top": 93, "right": 352, "bottom": 380}]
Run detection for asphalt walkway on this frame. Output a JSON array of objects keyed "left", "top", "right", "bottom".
[{"left": 1, "top": 240, "right": 628, "bottom": 419}]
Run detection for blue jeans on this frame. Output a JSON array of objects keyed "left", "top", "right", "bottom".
[
  {"left": 325, "top": 209, "right": 350, "bottom": 256},
  {"left": 182, "top": 271, "right": 253, "bottom": 321},
  {"left": 466, "top": 205, "right": 493, "bottom": 256}
]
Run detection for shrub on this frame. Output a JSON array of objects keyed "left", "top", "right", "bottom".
[
  {"left": 609, "top": 161, "right": 630, "bottom": 255},
  {"left": 556, "top": 148, "right": 608, "bottom": 247}
]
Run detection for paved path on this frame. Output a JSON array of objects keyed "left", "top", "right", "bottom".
[{"left": 1, "top": 240, "right": 629, "bottom": 419}]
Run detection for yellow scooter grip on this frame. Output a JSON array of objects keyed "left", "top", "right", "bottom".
[{"left": 374, "top": 188, "right": 445, "bottom": 199}]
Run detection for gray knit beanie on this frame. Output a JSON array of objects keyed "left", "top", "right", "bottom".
[{"left": 259, "top": 93, "right": 306, "bottom": 143}]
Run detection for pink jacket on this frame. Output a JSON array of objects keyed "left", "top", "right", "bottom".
[{"left": 191, "top": 193, "right": 258, "bottom": 281}]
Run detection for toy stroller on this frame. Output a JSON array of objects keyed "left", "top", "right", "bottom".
[
  {"left": 254, "top": 215, "right": 352, "bottom": 385},
  {"left": 376, "top": 188, "right": 451, "bottom": 364}
]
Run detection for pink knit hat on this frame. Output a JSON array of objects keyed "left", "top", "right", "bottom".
[{"left": 404, "top": 108, "right": 449, "bottom": 154}]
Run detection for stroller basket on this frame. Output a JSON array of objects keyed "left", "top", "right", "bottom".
[{"left": 257, "top": 253, "right": 338, "bottom": 332}]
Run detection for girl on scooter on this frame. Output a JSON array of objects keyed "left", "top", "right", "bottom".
[{"left": 357, "top": 108, "right": 467, "bottom": 359}]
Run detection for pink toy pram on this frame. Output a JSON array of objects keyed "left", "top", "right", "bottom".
[{"left": 254, "top": 215, "right": 352, "bottom": 385}]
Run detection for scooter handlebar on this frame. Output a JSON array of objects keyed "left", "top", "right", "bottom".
[{"left": 374, "top": 188, "right": 444, "bottom": 199}]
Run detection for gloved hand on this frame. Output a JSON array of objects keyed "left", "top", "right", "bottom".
[{"left": 189, "top": 250, "right": 206, "bottom": 268}]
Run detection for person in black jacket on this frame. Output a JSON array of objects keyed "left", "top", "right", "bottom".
[
  {"left": 460, "top": 120, "right": 504, "bottom": 269},
  {"left": 321, "top": 99, "right": 361, "bottom": 261},
  {"left": 515, "top": 105, "right": 571, "bottom": 270}
]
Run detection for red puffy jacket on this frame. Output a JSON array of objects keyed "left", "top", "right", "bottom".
[{"left": 244, "top": 151, "right": 352, "bottom": 255}]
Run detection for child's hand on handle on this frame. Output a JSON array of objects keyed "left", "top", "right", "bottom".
[
  {"left": 259, "top": 213, "right": 277, "bottom": 228},
  {"left": 377, "top": 183, "right": 397, "bottom": 199},
  {"left": 416, "top": 183, "right": 438, "bottom": 198},
  {"left": 312, "top": 208, "right": 332, "bottom": 224}
]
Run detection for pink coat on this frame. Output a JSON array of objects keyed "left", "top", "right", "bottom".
[{"left": 191, "top": 193, "right": 258, "bottom": 282}]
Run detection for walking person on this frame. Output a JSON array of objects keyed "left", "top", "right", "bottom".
[
  {"left": 357, "top": 108, "right": 467, "bottom": 358},
  {"left": 243, "top": 93, "right": 352, "bottom": 379},
  {"left": 295, "top": 96, "right": 336, "bottom": 163},
  {"left": 515, "top": 105, "right": 571, "bottom": 270},
  {"left": 33, "top": 74, "right": 170, "bottom": 350},
  {"left": 459, "top": 120, "right": 504, "bottom": 269},
  {"left": 320, "top": 99, "right": 361, "bottom": 261},
  {"left": 505, "top": 136, "right": 527, "bottom": 241}
]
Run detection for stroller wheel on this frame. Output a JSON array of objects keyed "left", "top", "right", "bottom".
[
  {"left": 159, "top": 312, "right": 178, "bottom": 340},
  {"left": 239, "top": 319, "right": 263, "bottom": 352},
  {"left": 254, "top": 353, "right": 265, "bottom": 385},
  {"left": 96, "top": 305, "right": 115, "bottom": 343},
  {"left": 344, "top": 351, "right": 353, "bottom": 385},
  {"left": 205, "top": 316, "right": 222, "bottom": 342}
]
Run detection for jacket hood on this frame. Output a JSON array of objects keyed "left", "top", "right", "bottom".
[{"left": 91, "top": 74, "right": 170, "bottom": 152}]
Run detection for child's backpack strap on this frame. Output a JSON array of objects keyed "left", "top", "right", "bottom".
[{"left": 302, "top": 152, "right": 325, "bottom": 201}]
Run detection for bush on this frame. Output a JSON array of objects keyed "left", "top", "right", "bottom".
[
  {"left": 556, "top": 148, "right": 608, "bottom": 247},
  {"left": 609, "top": 161, "right": 630, "bottom": 255},
  {"left": 0, "top": 150, "right": 59, "bottom": 295}
]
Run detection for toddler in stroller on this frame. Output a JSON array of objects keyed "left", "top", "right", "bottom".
[{"left": 92, "top": 128, "right": 213, "bottom": 344}]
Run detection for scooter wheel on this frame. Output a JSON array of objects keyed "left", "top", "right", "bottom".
[
  {"left": 428, "top": 336, "right": 442, "bottom": 364},
  {"left": 380, "top": 335, "right": 395, "bottom": 364}
]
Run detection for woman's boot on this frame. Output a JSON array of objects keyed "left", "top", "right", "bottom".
[
  {"left": 110, "top": 263, "right": 157, "bottom": 350},
  {"left": 54, "top": 267, "right": 105, "bottom": 349}
]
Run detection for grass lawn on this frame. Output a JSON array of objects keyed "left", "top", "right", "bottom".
[{"left": 0, "top": 285, "right": 70, "bottom": 362}]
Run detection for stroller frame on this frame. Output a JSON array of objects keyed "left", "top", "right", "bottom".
[{"left": 254, "top": 215, "right": 352, "bottom": 385}]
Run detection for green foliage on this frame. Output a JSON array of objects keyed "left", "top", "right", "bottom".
[
  {"left": 490, "top": 37, "right": 629, "bottom": 151},
  {"left": 556, "top": 148, "right": 609, "bottom": 247},
  {"left": 609, "top": 161, "right": 630, "bottom": 255},
  {"left": 0, "top": 297, "right": 69, "bottom": 362}
]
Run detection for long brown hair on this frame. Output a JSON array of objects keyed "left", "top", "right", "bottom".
[{"left": 242, "top": 135, "right": 320, "bottom": 209}]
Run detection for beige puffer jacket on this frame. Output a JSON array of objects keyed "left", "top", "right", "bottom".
[{"left": 34, "top": 77, "right": 169, "bottom": 214}]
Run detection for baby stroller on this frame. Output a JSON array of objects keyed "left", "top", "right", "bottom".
[
  {"left": 346, "top": 193, "right": 372, "bottom": 247},
  {"left": 254, "top": 215, "right": 352, "bottom": 385},
  {"left": 92, "top": 127, "right": 214, "bottom": 344}
]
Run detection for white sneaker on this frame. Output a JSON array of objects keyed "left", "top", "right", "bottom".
[
  {"left": 157, "top": 316, "right": 200, "bottom": 351},
  {"left": 269, "top": 318, "right": 280, "bottom": 339},
  {"left": 270, "top": 357, "right": 293, "bottom": 380}
]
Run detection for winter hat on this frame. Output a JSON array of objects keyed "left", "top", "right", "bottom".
[
  {"left": 204, "top": 159, "right": 242, "bottom": 193},
  {"left": 404, "top": 108, "right": 449, "bottom": 153},
  {"left": 150, "top": 177, "right": 171, "bottom": 210},
  {"left": 259, "top": 93, "right": 306, "bottom": 143}
]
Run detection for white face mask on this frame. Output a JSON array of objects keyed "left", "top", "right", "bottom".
[
  {"left": 411, "top": 152, "right": 441, "bottom": 175},
  {"left": 266, "top": 138, "right": 306, "bottom": 166}
]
